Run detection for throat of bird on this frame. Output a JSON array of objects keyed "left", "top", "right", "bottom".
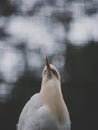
[
  {"left": 40, "top": 79, "right": 66, "bottom": 122},
  {"left": 41, "top": 79, "right": 61, "bottom": 97}
]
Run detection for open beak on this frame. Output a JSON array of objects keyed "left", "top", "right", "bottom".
[{"left": 46, "top": 55, "right": 51, "bottom": 71}]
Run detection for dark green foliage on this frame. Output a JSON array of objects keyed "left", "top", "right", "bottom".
[
  {"left": 0, "top": 0, "right": 17, "bottom": 16},
  {"left": 65, "top": 41, "right": 98, "bottom": 84}
]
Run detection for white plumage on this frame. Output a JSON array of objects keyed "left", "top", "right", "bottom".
[{"left": 17, "top": 56, "right": 71, "bottom": 130}]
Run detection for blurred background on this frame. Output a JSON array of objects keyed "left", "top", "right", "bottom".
[{"left": 0, "top": 0, "right": 98, "bottom": 130}]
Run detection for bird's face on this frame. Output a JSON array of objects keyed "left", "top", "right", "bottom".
[{"left": 42, "top": 56, "right": 60, "bottom": 84}]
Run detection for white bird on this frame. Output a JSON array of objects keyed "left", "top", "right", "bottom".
[{"left": 17, "top": 56, "right": 71, "bottom": 130}]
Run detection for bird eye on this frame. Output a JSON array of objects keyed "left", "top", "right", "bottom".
[
  {"left": 44, "top": 70, "right": 47, "bottom": 74},
  {"left": 51, "top": 69, "right": 59, "bottom": 78}
]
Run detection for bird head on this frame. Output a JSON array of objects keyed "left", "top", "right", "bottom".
[{"left": 42, "top": 56, "right": 61, "bottom": 84}]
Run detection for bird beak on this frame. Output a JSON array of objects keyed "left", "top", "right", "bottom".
[
  {"left": 46, "top": 56, "right": 51, "bottom": 71},
  {"left": 45, "top": 56, "right": 52, "bottom": 77}
]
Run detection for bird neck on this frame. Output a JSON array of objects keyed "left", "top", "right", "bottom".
[
  {"left": 40, "top": 79, "right": 68, "bottom": 123},
  {"left": 41, "top": 78, "right": 62, "bottom": 98}
]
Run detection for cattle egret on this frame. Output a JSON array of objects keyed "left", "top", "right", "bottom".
[{"left": 17, "top": 56, "right": 71, "bottom": 130}]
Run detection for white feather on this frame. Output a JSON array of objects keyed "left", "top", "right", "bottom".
[
  {"left": 17, "top": 93, "right": 71, "bottom": 130},
  {"left": 17, "top": 62, "right": 71, "bottom": 130}
]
